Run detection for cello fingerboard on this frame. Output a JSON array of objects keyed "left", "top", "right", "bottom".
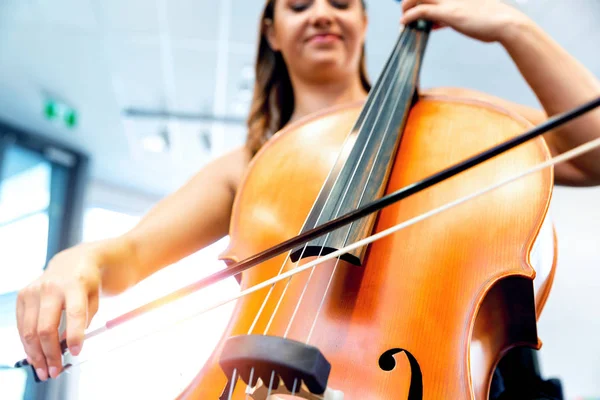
[{"left": 290, "top": 24, "right": 430, "bottom": 266}]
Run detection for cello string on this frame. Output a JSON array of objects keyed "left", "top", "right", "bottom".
[
  {"left": 244, "top": 26, "right": 411, "bottom": 339},
  {"left": 253, "top": 26, "right": 411, "bottom": 338},
  {"left": 133, "top": 136, "right": 600, "bottom": 337},
  {"left": 281, "top": 27, "right": 421, "bottom": 340},
  {"left": 304, "top": 28, "right": 428, "bottom": 345},
  {"left": 244, "top": 367, "right": 254, "bottom": 400},
  {"left": 229, "top": 25, "right": 414, "bottom": 397},
  {"left": 49, "top": 135, "right": 600, "bottom": 384},
  {"left": 256, "top": 26, "right": 413, "bottom": 395},
  {"left": 237, "top": 26, "right": 411, "bottom": 396},
  {"left": 267, "top": 370, "right": 276, "bottom": 398},
  {"left": 227, "top": 368, "right": 237, "bottom": 400},
  {"left": 279, "top": 28, "right": 416, "bottom": 338},
  {"left": 237, "top": 27, "right": 427, "bottom": 398}
]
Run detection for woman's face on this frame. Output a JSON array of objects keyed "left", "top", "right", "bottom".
[{"left": 266, "top": 0, "right": 367, "bottom": 82}]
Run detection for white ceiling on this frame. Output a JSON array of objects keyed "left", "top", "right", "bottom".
[{"left": 0, "top": 0, "right": 598, "bottom": 197}]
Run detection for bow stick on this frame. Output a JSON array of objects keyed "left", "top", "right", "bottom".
[{"left": 12, "top": 95, "right": 600, "bottom": 376}]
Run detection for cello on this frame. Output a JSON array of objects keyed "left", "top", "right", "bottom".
[
  {"left": 173, "top": 15, "right": 557, "bottom": 400},
  {"left": 11, "top": 6, "right": 600, "bottom": 400}
]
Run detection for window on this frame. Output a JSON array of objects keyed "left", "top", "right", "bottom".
[
  {"left": 0, "top": 145, "right": 55, "bottom": 382},
  {"left": 0, "top": 147, "right": 51, "bottom": 295}
]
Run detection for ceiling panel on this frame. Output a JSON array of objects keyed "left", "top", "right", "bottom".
[
  {"left": 166, "top": 0, "right": 221, "bottom": 41},
  {"left": 95, "top": 0, "right": 160, "bottom": 35},
  {"left": 172, "top": 120, "right": 247, "bottom": 165},
  {"left": 224, "top": 51, "right": 257, "bottom": 119},
  {"left": 108, "top": 37, "right": 167, "bottom": 112},
  {"left": 170, "top": 43, "right": 219, "bottom": 113},
  {"left": 229, "top": 0, "right": 266, "bottom": 46},
  {"left": 0, "top": 23, "right": 119, "bottom": 151},
  {"left": 0, "top": 0, "right": 98, "bottom": 34},
  {"left": 111, "top": 117, "right": 204, "bottom": 194},
  {"left": 35, "top": 0, "right": 98, "bottom": 33}
]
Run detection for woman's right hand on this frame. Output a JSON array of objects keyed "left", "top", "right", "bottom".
[{"left": 16, "top": 244, "right": 102, "bottom": 381}]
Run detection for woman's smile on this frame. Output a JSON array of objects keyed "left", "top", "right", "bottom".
[{"left": 306, "top": 32, "right": 343, "bottom": 44}]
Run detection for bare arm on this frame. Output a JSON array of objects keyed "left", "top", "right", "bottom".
[
  {"left": 100, "top": 145, "right": 252, "bottom": 294},
  {"left": 498, "top": 19, "right": 600, "bottom": 187},
  {"left": 17, "top": 145, "right": 252, "bottom": 380},
  {"left": 402, "top": 0, "right": 600, "bottom": 187}
]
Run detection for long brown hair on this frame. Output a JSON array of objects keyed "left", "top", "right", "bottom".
[{"left": 245, "top": 0, "right": 372, "bottom": 156}]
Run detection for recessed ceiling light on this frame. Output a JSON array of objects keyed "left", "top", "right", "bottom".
[{"left": 142, "top": 130, "right": 170, "bottom": 153}]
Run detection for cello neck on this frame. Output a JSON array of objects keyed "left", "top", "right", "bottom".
[{"left": 290, "top": 21, "right": 432, "bottom": 265}]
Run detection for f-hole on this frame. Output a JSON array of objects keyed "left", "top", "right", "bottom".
[{"left": 379, "top": 348, "right": 423, "bottom": 400}]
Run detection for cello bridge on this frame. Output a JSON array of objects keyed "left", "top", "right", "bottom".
[{"left": 246, "top": 376, "right": 344, "bottom": 400}]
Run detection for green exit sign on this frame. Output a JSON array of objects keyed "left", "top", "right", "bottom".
[{"left": 44, "top": 99, "right": 78, "bottom": 128}]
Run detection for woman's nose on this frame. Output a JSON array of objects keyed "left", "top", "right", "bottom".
[{"left": 309, "top": 0, "right": 335, "bottom": 27}]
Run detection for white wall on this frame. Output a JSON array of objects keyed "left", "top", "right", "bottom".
[
  {"left": 83, "top": 178, "right": 163, "bottom": 217},
  {"left": 537, "top": 185, "right": 600, "bottom": 399}
]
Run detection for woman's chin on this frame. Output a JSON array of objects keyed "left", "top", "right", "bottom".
[{"left": 303, "top": 57, "right": 350, "bottom": 76}]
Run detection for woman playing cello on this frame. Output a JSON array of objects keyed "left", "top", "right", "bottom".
[{"left": 15, "top": 0, "right": 600, "bottom": 398}]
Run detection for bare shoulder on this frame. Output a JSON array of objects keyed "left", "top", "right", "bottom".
[
  {"left": 420, "top": 86, "right": 548, "bottom": 125},
  {"left": 211, "top": 144, "right": 253, "bottom": 195}
]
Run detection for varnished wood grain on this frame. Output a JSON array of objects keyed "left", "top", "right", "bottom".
[{"left": 175, "top": 94, "right": 555, "bottom": 400}]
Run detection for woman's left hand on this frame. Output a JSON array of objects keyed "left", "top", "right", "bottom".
[{"left": 400, "top": 0, "right": 532, "bottom": 43}]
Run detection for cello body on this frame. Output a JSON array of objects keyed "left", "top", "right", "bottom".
[{"left": 175, "top": 91, "right": 557, "bottom": 399}]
